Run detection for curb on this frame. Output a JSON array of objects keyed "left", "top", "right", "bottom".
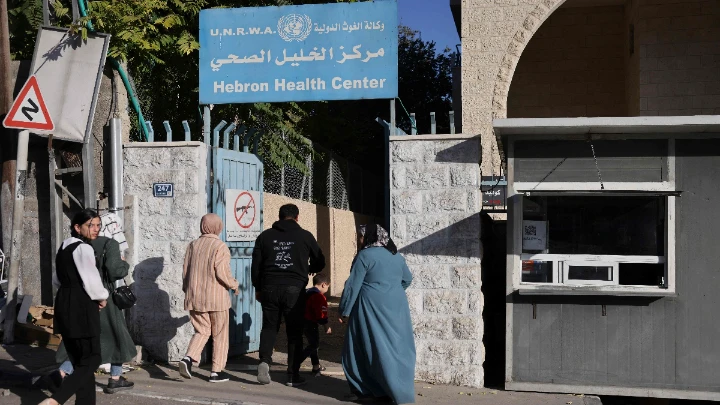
[
  {"left": 583, "top": 396, "right": 603, "bottom": 405},
  {"left": 97, "top": 386, "right": 266, "bottom": 405}
]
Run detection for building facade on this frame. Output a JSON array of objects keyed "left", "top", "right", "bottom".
[{"left": 389, "top": 0, "right": 720, "bottom": 392}]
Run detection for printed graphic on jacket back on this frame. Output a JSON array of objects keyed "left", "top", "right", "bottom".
[{"left": 273, "top": 240, "right": 294, "bottom": 269}]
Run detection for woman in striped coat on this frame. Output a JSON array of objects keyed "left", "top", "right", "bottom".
[{"left": 177, "top": 213, "right": 240, "bottom": 383}]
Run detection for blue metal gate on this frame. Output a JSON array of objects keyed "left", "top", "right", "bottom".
[{"left": 211, "top": 141, "right": 263, "bottom": 355}]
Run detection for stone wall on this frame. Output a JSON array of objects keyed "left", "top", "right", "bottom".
[
  {"left": 460, "top": 0, "right": 720, "bottom": 175},
  {"left": 508, "top": 5, "right": 627, "bottom": 118},
  {"left": 389, "top": 134, "right": 483, "bottom": 387},
  {"left": 123, "top": 142, "right": 207, "bottom": 362}
]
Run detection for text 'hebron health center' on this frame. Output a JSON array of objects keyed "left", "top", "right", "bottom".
[{"left": 213, "top": 76, "right": 389, "bottom": 94}]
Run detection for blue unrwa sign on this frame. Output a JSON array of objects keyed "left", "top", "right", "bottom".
[{"left": 199, "top": 1, "right": 398, "bottom": 104}]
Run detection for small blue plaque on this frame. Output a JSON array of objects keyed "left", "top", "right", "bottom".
[{"left": 153, "top": 183, "right": 174, "bottom": 198}]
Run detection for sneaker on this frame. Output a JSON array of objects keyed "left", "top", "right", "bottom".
[
  {"left": 103, "top": 376, "right": 134, "bottom": 394},
  {"left": 286, "top": 374, "right": 307, "bottom": 387},
  {"left": 179, "top": 357, "right": 193, "bottom": 379},
  {"left": 209, "top": 371, "right": 230, "bottom": 383},
  {"left": 257, "top": 362, "right": 271, "bottom": 384}
]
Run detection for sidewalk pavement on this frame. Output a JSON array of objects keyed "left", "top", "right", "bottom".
[{"left": 0, "top": 343, "right": 600, "bottom": 405}]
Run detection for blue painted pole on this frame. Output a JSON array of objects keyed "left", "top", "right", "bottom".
[
  {"left": 163, "top": 121, "right": 172, "bottom": 142},
  {"left": 223, "top": 123, "right": 236, "bottom": 150},
  {"left": 182, "top": 120, "right": 191, "bottom": 142},
  {"left": 203, "top": 107, "right": 211, "bottom": 145},
  {"left": 213, "top": 121, "right": 227, "bottom": 148},
  {"left": 235, "top": 125, "right": 246, "bottom": 152},
  {"left": 410, "top": 113, "right": 417, "bottom": 135},
  {"left": 245, "top": 129, "right": 257, "bottom": 154},
  {"left": 253, "top": 131, "right": 260, "bottom": 155},
  {"left": 145, "top": 121, "right": 154, "bottom": 142}
]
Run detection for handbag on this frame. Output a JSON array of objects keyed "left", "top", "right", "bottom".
[
  {"left": 99, "top": 239, "right": 137, "bottom": 310},
  {"left": 111, "top": 281, "right": 137, "bottom": 310}
]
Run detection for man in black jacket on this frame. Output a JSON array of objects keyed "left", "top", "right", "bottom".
[{"left": 251, "top": 204, "right": 325, "bottom": 387}]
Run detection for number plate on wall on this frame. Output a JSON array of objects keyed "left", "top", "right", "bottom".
[{"left": 153, "top": 183, "right": 174, "bottom": 198}]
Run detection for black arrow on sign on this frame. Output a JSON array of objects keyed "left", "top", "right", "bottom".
[{"left": 22, "top": 99, "right": 39, "bottom": 121}]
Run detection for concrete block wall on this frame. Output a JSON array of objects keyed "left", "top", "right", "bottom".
[
  {"left": 389, "top": 134, "right": 483, "bottom": 387},
  {"left": 123, "top": 142, "right": 207, "bottom": 362},
  {"left": 508, "top": 5, "right": 627, "bottom": 118},
  {"left": 635, "top": 0, "right": 720, "bottom": 116}
]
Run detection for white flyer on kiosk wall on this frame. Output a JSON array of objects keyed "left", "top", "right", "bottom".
[{"left": 522, "top": 220, "right": 547, "bottom": 251}]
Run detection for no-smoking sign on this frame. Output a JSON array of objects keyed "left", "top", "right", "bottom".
[{"left": 226, "top": 189, "right": 261, "bottom": 241}]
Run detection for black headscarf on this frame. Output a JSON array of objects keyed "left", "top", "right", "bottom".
[{"left": 359, "top": 224, "right": 398, "bottom": 255}]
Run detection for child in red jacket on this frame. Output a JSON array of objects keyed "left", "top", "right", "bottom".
[{"left": 300, "top": 273, "right": 331, "bottom": 376}]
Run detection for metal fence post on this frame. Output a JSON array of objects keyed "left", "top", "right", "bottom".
[
  {"left": 203, "top": 107, "right": 211, "bottom": 145},
  {"left": 163, "top": 121, "right": 172, "bottom": 142},
  {"left": 280, "top": 132, "right": 286, "bottom": 196},
  {"left": 346, "top": 160, "right": 351, "bottom": 211},
  {"left": 182, "top": 120, "right": 191, "bottom": 142},
  {"left": 213, "top": 121, "right": 227, "bottom": 148},
  {"left": 223, "top": 123, "right": 236, "bottom": 150},
  {"left": 244, "top": 128, "right": 254, "bottom": 153},
  {"left": 430, "top": 112, "right": 436, "bottom": 134},
  {"left": 449, "top": 111, "right": 455, "bottom": 134},
  {"left": 410, "top": 113, "right": 417, "bottom": 135},
  {"left": 307, "top": 147, "right": 313, "bottom": 203},
  {"left": 390, "top": 99, "right": 396, "bottom": 136},
  {"left": 327, "top": 153, "right": 334, "bottom": 207},
  {"left": 145, "top": 121, "right": 154, "bottom": 142},
  {"left": 203, "top": 107, "right": 213, "bottom": 213}
]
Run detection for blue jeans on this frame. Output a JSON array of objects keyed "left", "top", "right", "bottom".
[{"left": 60, "top": 361, "right": 123, "bottom": 377}]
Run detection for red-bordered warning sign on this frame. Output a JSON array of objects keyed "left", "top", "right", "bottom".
[
  {"left": 225, "top": 189, "right": 261, "bottom": 241},
  {"left": 2, "top": 76, "right": 54, "bottom": 131},
  {"left": 234, "top": 191, "right": 257, "bottom": 229}
]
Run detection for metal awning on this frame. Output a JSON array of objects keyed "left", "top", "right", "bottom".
[
  {"left": 517, "top": 190, "right": 682, "bottom": 197},
  {"left": 493, "top": 116, "right": 720, "bottom": 162}
]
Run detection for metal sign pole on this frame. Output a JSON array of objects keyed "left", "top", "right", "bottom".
[
  {"left": 3, "top": 129, "right": 29, "bottom": 343},
  {"left": 390, "top": 99, "right": 396, "bottom": 136}
]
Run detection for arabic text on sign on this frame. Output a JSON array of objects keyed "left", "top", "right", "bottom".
[{"left": 210, "top": 45, "right": 386, "bottom": 71}]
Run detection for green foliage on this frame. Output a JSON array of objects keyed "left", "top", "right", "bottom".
[
  {"left": 397, "top": 26, "right": 455, "bottom": 134},
  {"left": 7, "top": 1, "right": 454, "bottom": 176}
]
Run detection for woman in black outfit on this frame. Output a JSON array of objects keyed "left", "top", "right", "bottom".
[{"left": 40, "top": 209, "right": 109, "bottom": 405}]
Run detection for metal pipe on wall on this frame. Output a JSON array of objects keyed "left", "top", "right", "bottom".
[{"left": 110, "top": 118, "right": 123, "bottom": 221}]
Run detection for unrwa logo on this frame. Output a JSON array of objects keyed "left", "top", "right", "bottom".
[{"left": 278, "top": 14, "right": 312, "bottom": 42}]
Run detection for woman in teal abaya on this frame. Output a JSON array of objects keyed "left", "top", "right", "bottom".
[{"left": 339, "top": 224, "right": 415, "bottom": 404}]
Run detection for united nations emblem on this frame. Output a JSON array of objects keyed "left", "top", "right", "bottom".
[{"left": 277, "top": 14, "right": 312, "bottom": 42}]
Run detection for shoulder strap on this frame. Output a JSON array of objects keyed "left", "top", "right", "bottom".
[{"left": 98, "top": 238, "right": 112, "bottom": 284}]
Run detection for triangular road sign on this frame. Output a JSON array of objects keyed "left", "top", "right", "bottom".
[{"left": 2, "top": 75, "right": 54, "bottom": 131}]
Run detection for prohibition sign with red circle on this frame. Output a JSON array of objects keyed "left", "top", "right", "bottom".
[{"left": 233, "top": 191, "right": 257, "bottom": 229}]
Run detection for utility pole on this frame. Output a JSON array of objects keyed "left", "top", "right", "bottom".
[{"left": 0, "top": 0, "right": 17, "bottom": 284}]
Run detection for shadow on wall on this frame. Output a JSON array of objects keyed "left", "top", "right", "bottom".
[
  {"left": 435, "top": 140, "right": 480, "bottom": 164},
  {"left": 128, "top": 257, "right": 189, "bottom": 363},
  {"left": 225, "top": 311, "right": 253, "bottom": 360},
  {"left": 398, "top": 214, "right": 482, "bottom": 261}
]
